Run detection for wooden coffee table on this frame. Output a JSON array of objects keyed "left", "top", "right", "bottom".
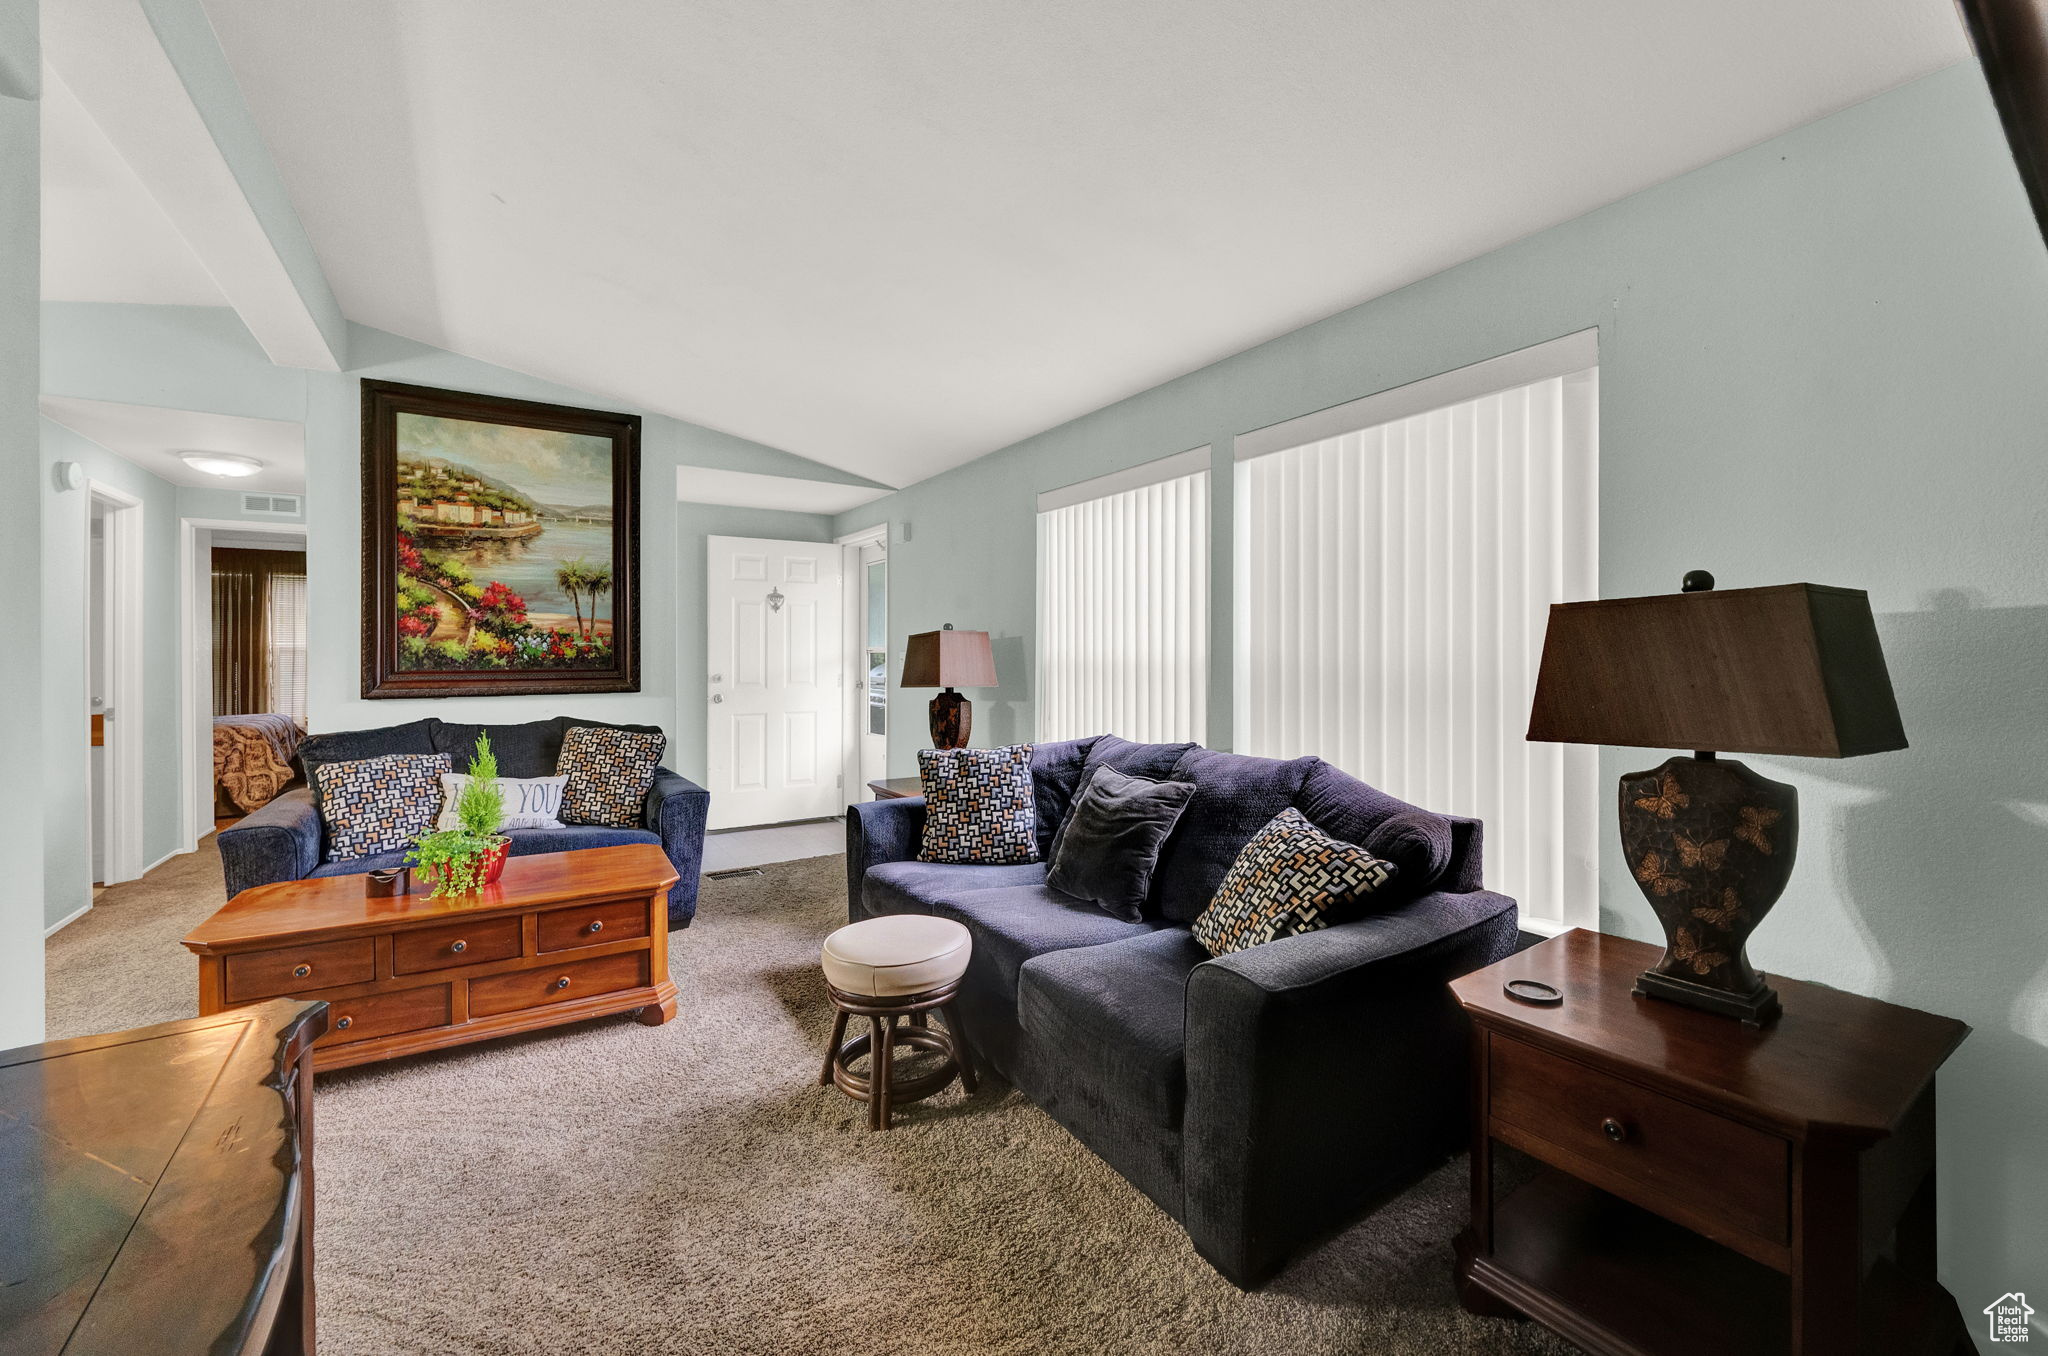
[{"left": 184, "top": 844, "right": 681, "bottom": 1072}]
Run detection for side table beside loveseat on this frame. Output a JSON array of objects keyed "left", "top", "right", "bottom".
[{"left": 1452, "top": 929, "right": 1972, "bottom": 1356}]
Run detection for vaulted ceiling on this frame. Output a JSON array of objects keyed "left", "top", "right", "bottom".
[{"left": 165, "top": 1, "right": 1970, "bottom": 487}]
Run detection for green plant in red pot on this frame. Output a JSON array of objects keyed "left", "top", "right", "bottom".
[{"left": 407, "top": 733, "right": 510, "bottom": 897}]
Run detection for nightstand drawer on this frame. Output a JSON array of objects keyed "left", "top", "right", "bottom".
[{"left": 1489, "top": 1033, "right": 1789, "bottom": 1249}]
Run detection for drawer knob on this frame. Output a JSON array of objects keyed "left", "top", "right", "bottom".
[
  {"left": 555, "top": 976, "right": 571, "bottom": 990},
  {"left": 336, "top": 1015, "right": 353, "bottom": 1030},
  {"left": 1602, "top": 1117, "right": 1628, "bottom": 1144},
  {"left": 292, "top": 964, "right": 312, "bottom": 979},
  {"left": 451, "top": 939, "right": 468, "bottom": 953},
  {"left": 587, "top": 920, "right": 604, "bottom": 934}
]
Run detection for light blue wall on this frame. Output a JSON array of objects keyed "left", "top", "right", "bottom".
[
  {"left": 833, "top": 65, "right": 2048, "bottom": 1334},
  {"left": 0, "top": 0, "right": 41, "bottom": 1047},
  {"left": 38, "top": 304, "right": 879, "bottom": 795},
  {"left": 40, "top": 419, "right": 188, "bottom": 928}
]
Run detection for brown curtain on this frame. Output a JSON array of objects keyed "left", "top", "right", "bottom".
[{"left": 213, "top": 549, "right": 306, "bottom": 717}]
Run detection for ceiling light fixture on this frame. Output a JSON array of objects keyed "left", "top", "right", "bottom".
[{"left": 179, "top": 451, "right": 265, "bottom": 478}]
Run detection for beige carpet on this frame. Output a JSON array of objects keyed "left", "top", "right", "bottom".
[{"left": 47, "top": 838, "right": 1576, "bottom": 1356}]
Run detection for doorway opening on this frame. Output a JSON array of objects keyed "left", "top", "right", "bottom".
[
  {"left": 704, "top": 535, "right": 847, "bottom": 831},
  {"left": 85, "top": 484, "right": 145, "bottom": 889},
  {"left": 838, "top": 526, "right": 889, "bottom": 799},
  {"left": 180, "top": 519, "right": 309, "bottom": 845}
]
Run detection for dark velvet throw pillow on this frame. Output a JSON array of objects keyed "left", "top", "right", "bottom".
[{"left": 1046, "top": 764, "right": 1197, "bottom": 922}]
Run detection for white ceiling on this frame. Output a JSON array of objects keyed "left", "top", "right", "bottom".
[
  {"left": 197, "top": 0, "right": 1966, "bottom": 488},
  {"left": 40, "top": 396, "right": 307, "bottom": 492},
  {"left": 40, "top": 64, "right": 225, "bottom": 307}
]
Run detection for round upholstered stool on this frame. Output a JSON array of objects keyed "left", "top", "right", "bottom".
[{"left": 818, "top": 916, "right": 978, "bottom": 1130}]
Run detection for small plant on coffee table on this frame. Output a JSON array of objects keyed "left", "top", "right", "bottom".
[{"left": 407, "top": 733, "right": 509, "bottom": 897}]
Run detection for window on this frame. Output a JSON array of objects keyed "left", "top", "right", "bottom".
[
  {"left": 1036, "top": 448, "right": 1210, "bottom": 744},
  {"left": 1233, "top": 331, "right": 1599, "bottom": 927},
  {"left": 212, "top": 547, "right": 308, "bottom": 726},
  {"left": 865, "top": 558, "right": 887, "bottom": 736},
  {"left": 265, "top": 567, "right": 308, "bottom": 726}
]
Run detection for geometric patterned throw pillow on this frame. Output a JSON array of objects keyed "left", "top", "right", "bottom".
[
  {"left": 315, "top": 753, "right": 452, "bottom": 862},
  {"left": 556, "top": 725, "right": 666, "bottom": 828},
  {"left": 1192, "top": 808, "right": 1398, "bottom": 957},
  {"left": 915, "top": 744, "right": 1040, "bottom": 865}
]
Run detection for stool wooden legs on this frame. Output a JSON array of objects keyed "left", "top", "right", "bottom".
[
  {"left": 818, "top": 1008, "right": 850, "bottom": 1087},
  {"left": 822, "top": 979, "right": 972, "bottom": 1130}
]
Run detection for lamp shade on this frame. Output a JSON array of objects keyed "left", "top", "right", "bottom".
[
  {"left": 901, "top": 628, "right": 997, "bottom": 689},
  {"left": 1526, "top": 583, "right": 1906, "bottom": 758}
]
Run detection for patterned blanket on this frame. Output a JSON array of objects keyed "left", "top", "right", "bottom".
[{"left": 214, "top": 714, "right": 306, "bottom": 813}]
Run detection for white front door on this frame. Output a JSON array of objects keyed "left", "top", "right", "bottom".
[{"left": 706, "top": 536, "right": 845, "bottom": 830}]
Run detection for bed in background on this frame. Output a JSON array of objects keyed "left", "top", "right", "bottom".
[{"left": 213, "top": 714, "right": 306, "bottom": 814}]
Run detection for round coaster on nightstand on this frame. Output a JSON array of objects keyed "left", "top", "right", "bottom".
[{"left": 1503, "top": 978, "right": 1563, "bottom": 1007}]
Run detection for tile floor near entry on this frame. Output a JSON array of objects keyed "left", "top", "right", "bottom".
[{"left": 701, "top": 817, "right": 846, "bottom": 874}]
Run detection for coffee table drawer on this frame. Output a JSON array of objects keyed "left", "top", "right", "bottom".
[
  {"left": 392, "top": 917, "right": 523, "bottom": 974},
  {"left": 468, "top": 952, "right": 647, "bottom": 1017},
  {"left": 225, "top": 937, "right": 376, "bottom": 1002},
  {"left": 1489, "top": 1033, "right": 1789, "bottom": 1247},
  {"left": 324, "top": 985, "right": 452, "bottom": 1046},
  {"left": 537, "top": 898, "right": 649, "bottom": 952}
]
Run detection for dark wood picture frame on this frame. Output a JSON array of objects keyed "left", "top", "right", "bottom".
[
  {"left": 1959, "top": 0, "right": 2048, "bottom": 250},
  {"left": 361, "top": 379, "right": 641, "bottom": 699}
]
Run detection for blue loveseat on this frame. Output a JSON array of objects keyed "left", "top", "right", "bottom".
[
  {"left": 845, "top": 735, "right": 1518, "bottom": 1287},
  {"left": 218, "top": 716, "right": 710, "bottom": 927}
]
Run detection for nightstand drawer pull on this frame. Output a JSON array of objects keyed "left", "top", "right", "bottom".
[
  {"left": 1602, "top": 1117, "right": 1628, "bottom": 1144},
  {"left": 450, "top": 939, "right": 468, "bottom": 954},
  {"left": 555, "top": 976, "right": 571, "bottom": 990},
  {"left": 292, "top": 964, "right": 312, "bottom": 979},
  {"left": 587, "top": 920, "right": 603, "bottom": 934},
  {"left": 335, "top": 1015, "right": 353, "bottom": 1030}
]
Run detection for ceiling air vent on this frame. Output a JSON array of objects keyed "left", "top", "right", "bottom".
[{"left": 242, "top": 493, "right": 303, "bottom": 516}]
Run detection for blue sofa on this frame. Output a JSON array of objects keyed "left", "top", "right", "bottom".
[
  {"left": 217, "top": 716, "right": 711, "bottom": 927},
  {"left": 845, "top": 734, "right": 1518, "bottom": 1287}
]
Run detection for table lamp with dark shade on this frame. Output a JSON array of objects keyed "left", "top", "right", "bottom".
[
  {"left": 1526, "top": 573, "right": 1907, "bottom": 1025},
  {"left": 901, "top": 623, "right": 997, "bottom": 750}
]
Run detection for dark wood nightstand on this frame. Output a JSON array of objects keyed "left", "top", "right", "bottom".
[
  {"left": 1451, "top": 929, "right": 1972, "bottom": 1356},
  {"left": 866, "top": 777, "right": 924, "bottom": 800}
]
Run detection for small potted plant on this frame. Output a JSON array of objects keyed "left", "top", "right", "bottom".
[{"left": 407, "top": 733, "right": 510, "bottom": 897}]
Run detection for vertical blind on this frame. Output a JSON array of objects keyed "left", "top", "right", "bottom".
[
  {"left": 1234, "top": 336, "right": 1599, "bottom": 926},
  {"left": 266, "top": 568, "right": 309, "bottom": 726},
  {"left": 1036, "top": 449, "right": 1210, "bottom": 744}
]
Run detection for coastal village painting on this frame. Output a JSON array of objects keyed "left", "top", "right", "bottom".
[{"left": 363, "top": 381, "right": 640, "bottom": 697}]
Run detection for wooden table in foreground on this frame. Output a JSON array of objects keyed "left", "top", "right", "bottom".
[
  {"left": 1452, "top": 929, "right": 1971, "bottom": 1356},
  {"left": 866, "top": 776, "right": 924, "bottom": 800},
  {"left": 0, "top": 1000, "right": 327, "bottom": 1356},
  {"left": 184, "top": 844, "right": 679, "bottom": 1072}
]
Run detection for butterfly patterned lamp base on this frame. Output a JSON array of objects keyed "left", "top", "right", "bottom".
[{"left": 1620, "top": 754, "right": 1797, "bottom": 1027}]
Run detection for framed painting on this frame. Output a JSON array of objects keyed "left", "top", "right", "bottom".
[
  {"left": 361, "top": 379, "right": 641, "bottom": 698},
  {"left": 1959, "top": 0, "right": 2048, "bottom": 251}
]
